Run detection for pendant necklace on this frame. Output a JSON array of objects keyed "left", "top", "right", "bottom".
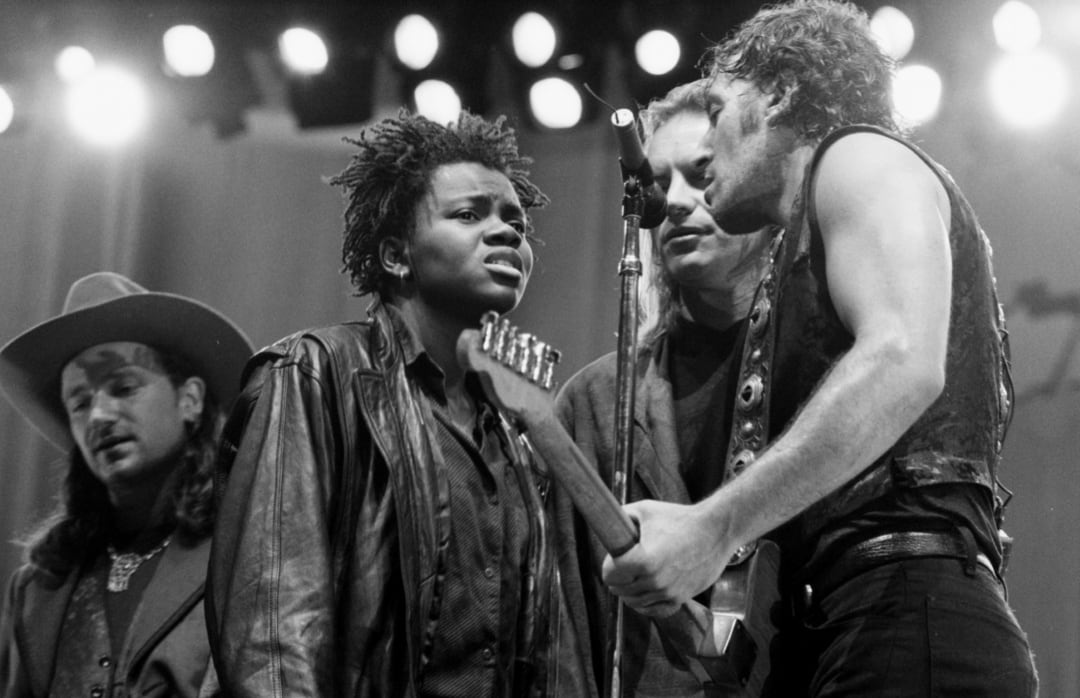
[{"left": 106, "top": 537, "right": 170, "bottom": 592}]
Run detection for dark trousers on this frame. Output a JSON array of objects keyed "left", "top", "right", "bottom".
[{"left": 767, "top": 557, "right": 1038, "bottom": 697}]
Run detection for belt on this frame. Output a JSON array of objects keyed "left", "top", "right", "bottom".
[{"left": 798, "top": 529, "right": 995, "bottom": 610}]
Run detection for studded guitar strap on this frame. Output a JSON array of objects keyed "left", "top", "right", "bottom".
[{"left": 723, "top": 221, "right": 800, "bottom": 485}]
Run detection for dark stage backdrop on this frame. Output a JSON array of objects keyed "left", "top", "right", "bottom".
[{"left": 1, "top": 103, "right": 1078, "bottom": 694}]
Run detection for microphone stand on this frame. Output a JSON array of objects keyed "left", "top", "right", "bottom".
[{"left": 606, "top": 144, "right": 649, "bottom": 698}]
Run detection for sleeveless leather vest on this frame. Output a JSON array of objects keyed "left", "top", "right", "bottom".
[{"left": 770, "top": 125, "right": 1014, "bottom": 543}]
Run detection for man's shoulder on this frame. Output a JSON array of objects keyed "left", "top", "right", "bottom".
[
  {"left": 5, "top": 564, "right": 35, "bottom": 597},
  {"left": 561, "top": 337, "right": 663, "bottom": 391},
  {"left": 556, "top": 350, "right": 630, "bottom": 415},
  {"left": 815, "top": 126, "right": 938, "bottom": 183},
  {"left": 4, "top": 562, "right": 70, "bottom": 603},
  {"left": 561, "top": 351, "right": 619, "bottom": 392}
]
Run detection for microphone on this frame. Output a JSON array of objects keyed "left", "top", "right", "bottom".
[{"left": 611, "top": 108, "right": 668, "bottom": 228}]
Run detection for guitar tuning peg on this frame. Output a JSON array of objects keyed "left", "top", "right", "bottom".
[
  {"left": 502, "top": 324, "right": 521, "bottom": 365},
  {"left": 493, "top": 318, "right": 513, "bottom": 361},
  {"left": 513, "top": 333, "right": 536, "bottom": 377},
  {"left": 505, "top": 329, "right": 525, "bottom": 371},
  {"left": 528, "top": 340, "right": 548, "bottom": 385},
  {"left": 480, "top": 311, "right": 499, "bottom": 353},
  {"left": 539, "top": 347, "right": 562, "bottom": 390}
]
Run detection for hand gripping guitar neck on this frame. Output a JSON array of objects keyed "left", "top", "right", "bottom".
[{"left": 458, "top": 311, "right": 780, "bottom": 696}]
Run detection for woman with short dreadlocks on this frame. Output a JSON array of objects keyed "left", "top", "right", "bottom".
[{"left": 206, "top": 110, "right": 593, "bottom": 697}]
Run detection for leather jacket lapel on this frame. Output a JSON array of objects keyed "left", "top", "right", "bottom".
[
  {"left": 121, "top": 539, "right": 209, "bottom": 671},
  {"left": 17, "top": 568, "right": 76, "bottom": 696},
  {"left": 355, "top": 306, "right": 451, "bottom": 684}
]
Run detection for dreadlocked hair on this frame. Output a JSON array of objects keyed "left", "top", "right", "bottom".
[
  {"left": 330, "top": 109, "right": 550, "bottom": 297},
  {"left": 701, "top": 0, "right": 900, "bottom": 141},
  {"left": 19, "top": 346, "right": 224, "bottom": 577}
]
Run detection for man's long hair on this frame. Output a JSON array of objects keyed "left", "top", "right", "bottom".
[
  {"left": 20, "top": 347, "right": 223, "bottom": 577},
  {"left": 701, "top": 0, "right": 900, "bottom": 140},
  {"left": 637, "top": 81, "right": 711, "bottom": 345},
  {"left": 329, "top": 109, "right": 550, "bottom": 298}
]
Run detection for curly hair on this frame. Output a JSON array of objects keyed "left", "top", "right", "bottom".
[
  {"left": 20, "top": 346, "right": 224, "bottom": 577},
  {"left": 701, "top": 0, "right": 900, "bottom": 140},
  {"left": 329, "top": 109, "right": 550, "bottom": 297}
]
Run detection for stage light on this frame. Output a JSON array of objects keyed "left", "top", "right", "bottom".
[
  {"left": 158, "top": 18, "right": 260, "bottom": 138},
  {"left": 395, "top": 14, "right": 439, "bottom": 71},
  {"left": 892, "top": 63, "right": 942, "bottom": 127},
  {"left": 634, "top": 29, "right": 681, "bottom": 76},
  {"left": 283, "top": 25, "right": 377, "bottom": 129},
  {"left": 162, "top": 24, "right": 214, "bottom": 78},
  {"left": 870, "top": 6, "right": 915, "bottom": 61},
  {"left": 392, "top": 7, "right": 491, "bottom": 119},
  {"left": 279, "top": 27, "right": 329, "bottom": 76},
  {"left": 413, "top": 78, "right": 461, "bottom": 125},
  {"left": 988, "top": 50, "right": 1068, "bottom": 129},
  {"left": 55, "top": 46, "right": 95, "bottom": 83},
  {"left": 65, "top": 65, "right": 149, "bottom": 147},
  {"left": 621, "top": 1, "right": 728, "bottom": 107},
  {"left": 0, "top": 86, "right": 13, "bottom": 134},
  {"left": 994, "top": 1, "right": 1041, "bottom": 53},
  {"left": 507, "top": 3, "right": 605, "bottom": 131},
  {"left": 512, "top": 12, "right": 557, "bottom": 68},
  {"left": 528, "top": 76, "right": 583, "bottom": 129}
]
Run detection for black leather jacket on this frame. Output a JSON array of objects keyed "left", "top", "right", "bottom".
[{"left": 206, "top": 303, "right": 582, "bottom": 697}]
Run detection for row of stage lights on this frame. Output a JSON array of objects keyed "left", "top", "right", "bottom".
[
  {"left": 881, "top": 1, "right": 1072, "bottom": 132},
  {"left": 0, "top": 1, "right": 1072, "bottom": 147}
]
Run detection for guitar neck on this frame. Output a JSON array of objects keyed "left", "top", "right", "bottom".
[
  {"left": 455, "top": 321, "right": 637, "bottom": 556},
  {"left": 524, "top": 410, "right": 639, "bottom": 557},
  {"left": 458, "top": 321, "right": 774, "bottom": 692},
  {"left": 527, "top": 404, "right": 772, "bottom": 692}
]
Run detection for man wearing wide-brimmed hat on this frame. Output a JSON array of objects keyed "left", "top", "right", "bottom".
[{"left": 0, "top": 271, "right": 252, "bottom": 698}]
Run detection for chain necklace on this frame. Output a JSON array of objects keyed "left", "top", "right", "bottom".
[{"left": 106, "top": 537, "right": 170, "bottom": 592}]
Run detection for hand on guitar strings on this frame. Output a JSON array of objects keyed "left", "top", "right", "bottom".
[{"left": 601, "top": 499, "right": 737, "bottom": 618}]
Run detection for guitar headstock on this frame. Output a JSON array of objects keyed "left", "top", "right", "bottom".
[{"left": 457, "top": 311, "right": 563, "bottom": 419}]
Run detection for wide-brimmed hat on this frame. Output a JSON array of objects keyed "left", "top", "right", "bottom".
[{"left": 0, "top": 272, "right": 254, "bottom": 450}]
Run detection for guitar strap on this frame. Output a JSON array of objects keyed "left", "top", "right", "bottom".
[
  {"left": 722, "top": 219, "right": 801, "bottom": 484},
  {"left": 673, "top": 222, "right": 800, "bottom": 697}
]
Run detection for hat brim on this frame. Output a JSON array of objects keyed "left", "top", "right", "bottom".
[{"left": 0, "top": 292, "right": 254, "bottom": 450}]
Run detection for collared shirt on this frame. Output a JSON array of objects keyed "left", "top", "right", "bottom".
[{"left": 387, "top": 307, "right": 534, "bottom": 697}]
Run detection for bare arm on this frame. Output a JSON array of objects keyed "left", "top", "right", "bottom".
[{"left": 604, "top": 133, "right": 953, "bottom": 612}]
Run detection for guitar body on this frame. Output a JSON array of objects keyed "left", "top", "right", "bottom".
[
  {"left": 655, "top": 540, "right": 780, "bottom": 697},
  {"left": 457, "top": 315, "right": 781, "bottom": 696}
]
